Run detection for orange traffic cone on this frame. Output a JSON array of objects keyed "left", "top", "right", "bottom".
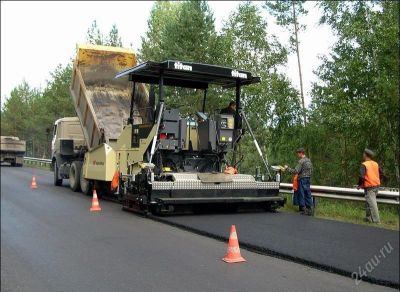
[
  {"left": 222, "top": 225, "right": 246, "bottom": 263},
  {"left": 90, "top": 189, "right": 102, "bottom": 212},
  {"left": 31, "top": 176, "right": 38, "bottom": 189}
]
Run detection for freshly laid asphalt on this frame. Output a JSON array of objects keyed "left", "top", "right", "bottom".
[
  {"left": 1, "top": 166, "right": 398, "bottom": 291},
  {"left": 158, "top": 211, "right": 399, "bottom": 287}
]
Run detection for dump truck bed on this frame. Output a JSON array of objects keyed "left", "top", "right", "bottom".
[
  {"left": 0, "top": 136, "right": 26, "bottom": 153},
  {"left": 70, "top": 44, "right": 148, "bottom": 150},
  {"left": 1, "top": 136, "right": 26, "bottom": 166}
]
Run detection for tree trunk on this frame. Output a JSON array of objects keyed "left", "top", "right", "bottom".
[{"left": 292, "top": 2, "right": 307, "bottom": 126}]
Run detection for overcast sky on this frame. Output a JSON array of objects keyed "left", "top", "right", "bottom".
[{"left": 1, "top": 1, "right": 335, "bottom": 108}]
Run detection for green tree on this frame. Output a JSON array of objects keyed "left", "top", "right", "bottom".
[
  {"left": 139, "top": 1, "right": 181, "bottom": 62},
  {"left": 140, "top": 1, "right": 222, "bottom": 64},
  {"left": 86, "top": 20, "right": 104, "bottom": 45},
  {"left": 1, "top": 81, "right": 44, "bottom": 156},
  {"left": 38, "top": 64, "right": 75, "bottom": 125},
  {"left": 311, "top": 1, "right": 399, "bottom": 186},
  {"left": 161, "top": 1, "right": 221, "bottom": 64},
  {"left": 107, "top": 24, "right": 122, "bottom": 47},
  {"left": 1, "top": 21, "right": 125, "bottom": 157},
  {"left": 1, "top": 81, "right": 34, "bottom": 137},
  {"left": 264, "top": 0, "right": 308, "bottom": 126},
  {"left": 86, "top": 20, "right": 123, "bottom": 47},
  {"left": 139, "top": 1, "right": 224, "bottom": 114},
  {"left": 221, "top": 2, "right": 302, "bottom": 173},
  {"left": 29, "top": 64, "right": 76, "bottom": 157},
  {"left": 1, "top": 64, "right": 76, "bottom": 157}
]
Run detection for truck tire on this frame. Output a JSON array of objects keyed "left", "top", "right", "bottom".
[
  {"left": 54, "top": 161, "right": 63, "bottom": 186},
  {"left": 69, "top": 161, "right": 82, "bottom": 192},
  {"left": 80, "top": 165, "right": 92, "bottom": 196}
]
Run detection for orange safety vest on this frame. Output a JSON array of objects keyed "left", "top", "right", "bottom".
[
  {"left": 362, "top": 160, "right": 380, "bottom": 188},
  {"left": 111, "top": 171, "right": 120, "bottom": 191},
  {"left": 293, "top": 174, "right": 299, "bottom": 192},
  {"left": 224, "top": 166, "right": 238, "bottom": 175}
]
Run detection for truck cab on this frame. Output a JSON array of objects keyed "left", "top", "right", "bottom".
[{"left": 51, "top": 117, "right": 86, "bottom": 189}]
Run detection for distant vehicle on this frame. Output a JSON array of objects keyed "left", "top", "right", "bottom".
[{"left": 0, "top": 136, "right": 26, "bottom": 166}]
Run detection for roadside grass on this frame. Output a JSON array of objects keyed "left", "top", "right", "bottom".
[{"left": 282, "top": 194, "right": 399, "bottom": 230}]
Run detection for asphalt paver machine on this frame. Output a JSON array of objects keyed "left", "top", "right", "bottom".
[{"left": 114, "top": 60, "right": 285, "bottom": 214}]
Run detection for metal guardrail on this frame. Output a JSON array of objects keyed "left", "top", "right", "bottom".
[
  {"left": 280, "top": 183, "right": 399, "bottom": 205},
  {"left": 24, "top": 157, "right": 52, "bottom": 168}
]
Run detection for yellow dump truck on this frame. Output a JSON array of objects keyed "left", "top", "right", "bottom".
[
  {"left": 53, "top": 44, "right": 148, "bottom": 194},
  {"left": 55, "top": 43, "right": 284, "bottom": 214},
  {"left": 0, "top": 136, "right": 26, "bottom": 166}
]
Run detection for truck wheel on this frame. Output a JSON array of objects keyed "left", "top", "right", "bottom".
[
  {"left": 69, "top": 161, "right": 82, "bottom": 192},
  {"left": 80, "top": 166, "right": 92, "bottom": 196},
  {"left": 54, "top": 161, "right": 63, "bottom": 186}
]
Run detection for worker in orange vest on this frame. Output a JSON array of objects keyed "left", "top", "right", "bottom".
[{"left": 357, "top": 149, "right": 382, "bottom": 223}]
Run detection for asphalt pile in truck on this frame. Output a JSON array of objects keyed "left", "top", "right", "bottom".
[{"left": 75, "top": 47, "right": 149, "bottom": 145}]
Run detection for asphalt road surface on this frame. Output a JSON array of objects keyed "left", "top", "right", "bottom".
[
  {"left": 159, "top": 209, "right": 399, "bottom": 286},
  {"left": 1, "top": 166, "right": 397, "bottom": 292}
]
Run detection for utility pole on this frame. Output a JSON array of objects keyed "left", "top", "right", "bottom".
[{"left": 292, "top": 1, "right": 307, "bottom": 126}]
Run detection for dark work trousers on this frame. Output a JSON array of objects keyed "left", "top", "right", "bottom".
[{"left": 298, "top": 177, "right": 313, "bottom": 208}]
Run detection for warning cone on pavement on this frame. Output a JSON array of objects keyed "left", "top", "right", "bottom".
[
  {"left": 222, "top": 225, "right": 246, "bottom": 263},
  {"left": 31, "top": 176, "right": 38, "bottom": 189},
  {"left": 90, "top": 189, "right": 102, "bottom": 212}
]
